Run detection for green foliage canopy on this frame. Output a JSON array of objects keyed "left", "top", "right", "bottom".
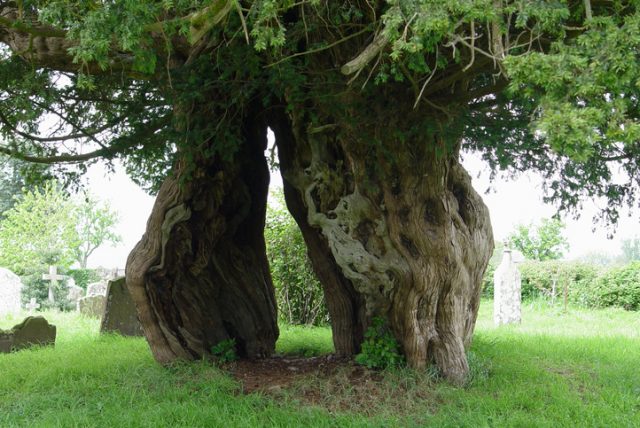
[
  {"left": 0, "top": 1, "right": 638, "bottom": 223},
  {"left": 0, "top": 181, "right": 121, "bottom": 273}
]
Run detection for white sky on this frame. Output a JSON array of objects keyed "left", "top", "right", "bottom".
[{"left": 84, "top": 142, "right": 639, "bottom": 268}]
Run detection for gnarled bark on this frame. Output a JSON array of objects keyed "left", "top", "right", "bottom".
[
  {"left": 125, "top": 112, "right": 277, "bottom": 363},
  {"left": 270, "top": 113, "right": 366, "bottom": 356},
  {"left": 271, "top": 103, "right": 493, "bottom": 384}
]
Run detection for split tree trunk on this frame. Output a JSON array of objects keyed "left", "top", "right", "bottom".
[
  {"left": 270, "top": 114, "right": 366, "bottom": 356},
  {"left": 270, "top": 104, "right": 494, "bottom": 384},
  {"left": 125, "top": 112, "right": 278, "bottom": 363}
]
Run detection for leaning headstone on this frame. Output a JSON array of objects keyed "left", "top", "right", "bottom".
[
  {"left": 494, "top": 249, "right": 522, "bottom": 325},
  {"left": 86, "top": 281, "right": 108, "bottom": 297},
  {"left": 78, "top": 295, "right": 107, "bottom": 318},
  {"left": 0, "top": 316, "right": 56, "bottom": 353},
  {"left": 100, "top": 278, "right": 143, "bottom": 337},
  {"left": 0, "top": 267, "right": 23, "bottom": 316}
]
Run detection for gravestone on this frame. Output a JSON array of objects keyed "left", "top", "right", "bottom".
[
  {"left": 0, "top": 331, "right": 12, "bottom": 353},
  {"left": 78, "top": 295, "right": 106, "bottom": 318},
  {"left": 25, "top": 298, "right": 40, "bottom": 314},
  {"left": 42, "top": 265, "right": 64, "bottom": 303},
  {"left": 0, "top": 267, "right": 23, "bottom": 316},
  {"left": 494, "top": 249, "right": 522, "bottom": 325},
  {"left": 86, "top": 281, "right": 108, "bottom": 297},
  {"left": 0, "top": 316, "right": 56, "bottom": 353},
  {"left": 67, "top": 284, "right": 85, "bottom": 310},
  {"left": 100, "top": 278, "right": 143, "bottom": 337}
]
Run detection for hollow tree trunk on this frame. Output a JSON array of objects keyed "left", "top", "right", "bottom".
[
  {"left": 125, "top": 111, "right": 278, "bottom": 363},
  {"left": 270, "top": 103, "right": 493, "bottom": 384}
]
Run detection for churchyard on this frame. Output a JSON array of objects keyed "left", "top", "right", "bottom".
[
  {"left": 0, "top": 300, "right": 638, "bottom": 427},
  {"left": 0, "top": 201, "right": 638, "bottom": 426}
]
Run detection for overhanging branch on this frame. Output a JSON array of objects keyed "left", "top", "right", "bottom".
[
  {"left": 0, "top": 144, "right": 127, "bottom": 164},
  {"left": 0, "top": 115, "right": 171, "bottom": 164}
]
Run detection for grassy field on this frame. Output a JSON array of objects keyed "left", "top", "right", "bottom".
[{"left": 1, "top": 301, "right": 638, "bottom": 427}]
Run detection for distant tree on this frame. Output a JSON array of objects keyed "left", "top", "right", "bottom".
[
  {"left": 75, "top": 192, "right": 121, "bottom": 269},
  {"left": 620, "top": 237, "right": 640, "bottom": 263},
  {"left": 0, "top": 181, "right": 79, "bottom": 274},
  {"left": 0, "top": 157, "right": 23, "bottom": 216},
  {"left": 0, "top": 155, "right": 51, "bottom": 217},
  {"left": 508, "top": 218, "right": 569, "bottom": 261},
  {"left": 577, "top": 251, "right": 616, "bottom": 267},
  {"left": 0, "top": 182, "right": 121, "bottom": 273}
]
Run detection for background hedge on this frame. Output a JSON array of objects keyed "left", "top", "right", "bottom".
[{"left": 483, "top": 251, "right": 640, "bottom": 311}]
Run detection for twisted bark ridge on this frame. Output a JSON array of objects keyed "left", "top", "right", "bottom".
[
  {"left": 125, "top": 113, "right": 278, "bottom": 363},
  {"left": 270, "top": 113, "right": 366, "bottom": 356},
  {"left": 273, "top": 100, "right": 493, "bottom": 384}
]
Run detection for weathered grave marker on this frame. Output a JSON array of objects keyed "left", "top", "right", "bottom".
[
  {"left": 86, "top": 281, "right": 108, "bottom": 297},
  {"left": 0, "top": 316, "right": 56, "bottom": 353},
  {"left": 100, "top": 278, "right": 143, "bottom": 336},
  {"left": 67, "top": 284, "right": 85, "bottom": 310},
  {"left": 494, "top": 248, "right": 522, "bottom": 326},
  {"left": 78, "top": 295, "right": 106, "bottom": 318}
]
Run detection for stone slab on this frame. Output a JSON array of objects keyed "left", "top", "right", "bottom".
[
  {"left": 78, "top": 295, "right": 107, "bottom": 318},
  {"left": 0, "top": 316, "right": 56, "bottom": 353},
  {"left": 100, "top": 278, "right": 143, "bottom": 337},
  {"left": 67, "top": 284, "right": 85, "bottom": 310},
  {"left": 0, "top": 332, "right": 12, "bottom": 353},
  {"left": 87, "top": 281, "right": 108, "bottom": 297},
  {"left": 494, "top": 249, "right": 522, "bottom": 326}
]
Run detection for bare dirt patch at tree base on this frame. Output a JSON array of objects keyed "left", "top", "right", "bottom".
[
  {"left": 227, "top": 354, "right": 352, "bottom": 394},
  {"left": 225, "top": 355, "right": 439, "bottom": 417}
]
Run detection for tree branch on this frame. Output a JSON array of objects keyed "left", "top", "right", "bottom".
[
  {"left": 0, "top": 12, "right": 66, "bottom": 38},
  {"left": 0, "top": 115, "right": 171, "bottom": 164},
  {"left": 0, "top": 108, "right": 107, "bottom": 143},
  {"left": 0, "top": 143, "right": 128, "bottom": 164},
  {"left": 341, "top": 32, "right": 389, "bottom": 75}
]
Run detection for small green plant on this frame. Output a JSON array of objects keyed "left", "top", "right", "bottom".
[
  {"left": 210, "top": 338, "right": 237, "bottom": 363},
  {"left": 355, "top": 317, "right": 404, "bottom": 369}
]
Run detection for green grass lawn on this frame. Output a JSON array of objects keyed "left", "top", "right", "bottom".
[{"left": 1, "top": 301, "right": 638, "bottom": 427}]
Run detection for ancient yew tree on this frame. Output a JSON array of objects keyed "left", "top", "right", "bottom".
[{"left": 1, "top": 1, "right": 639, "bottom": 383}]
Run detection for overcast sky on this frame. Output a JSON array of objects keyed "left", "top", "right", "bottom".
[{"left": 84, "top": 142, "right": 639, "bottom": 269}]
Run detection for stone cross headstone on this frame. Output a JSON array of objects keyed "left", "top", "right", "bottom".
[
  {"left": 0, "top": 267, "right": 23, "bottom": 316},
  {"left": 42, "top": 265, "right": 64, "bottom": 303},
  {"left": 494, "top": 248, "right": 522, "bottom": 326},
  {"left": 100, "top": 278, "right": 143, "bottom": 337},
  {"left": 25, "top": 298, "right": 40, "bottom": 314}
]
